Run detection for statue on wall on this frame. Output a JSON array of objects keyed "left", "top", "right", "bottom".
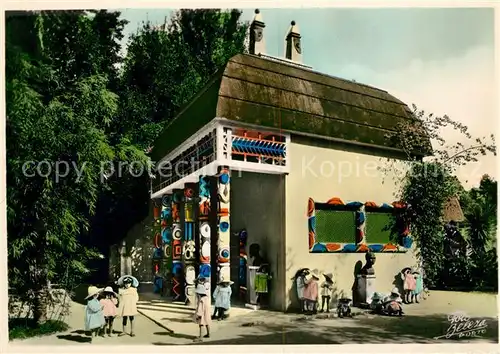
[{"left": 360, "top": 252, "right": 376, "bottom": 275}]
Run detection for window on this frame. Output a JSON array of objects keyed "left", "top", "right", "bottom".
[
  {"left": 315, "top": 209, "right": 356, "bottom": 244},
  {"left": 308, "top": 197, "right": 409, "bottom": 253},
  {"left": 365, "top": 211, "right": 395, "bottom": 244}
]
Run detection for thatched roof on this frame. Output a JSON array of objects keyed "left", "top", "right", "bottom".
[
  {"left": 151, "top": 53, "right": 432, "bottom": 162},
  {"left": 443, "top": 196, "right": 465, "bottom": 223}
]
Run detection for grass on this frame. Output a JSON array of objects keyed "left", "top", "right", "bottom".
[{"left": 9, "top": 318, "right": 70, "bottom": 340}]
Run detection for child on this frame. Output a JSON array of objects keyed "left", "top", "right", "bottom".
[
  {"left": 303, "top": 270, "right": 320, "bottom": 314},
  {"left": 319, "top": 272, "right": 334, "bottom": 313},
  {"left": 194, "top": 283, "right": 211, "bottom": 342},
  {"left": 401, "top": 267, "right": 416, "bottom": 304},
  {"left": 411, "top": 269, "right": 423, "bottom": 303},
  {"left": 381, "top": 288, "right": 404, "bottom": 316},
  {"left": 117, "top": 276, "right": 139, "bottom": 337},
  {"left": 294, "top": 268, "right": 309, "bottom": 313},
  {"left": 100, "top": 286, "right": 118, "bottom": 337},
  {"left": 84, "top": 286, "right": 105, "bottom": 338},
  {"left": 212, "top": 280, "right": 233, "bottom": 320}
]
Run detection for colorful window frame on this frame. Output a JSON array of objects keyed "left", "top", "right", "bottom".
[{"left": 307, "top": 197, "right": 412, "bottom": 253}]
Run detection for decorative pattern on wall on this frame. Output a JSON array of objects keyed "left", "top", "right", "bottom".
[
  {"left": 152, "top": 200, "right": 163, "bottom": 293},
  {"left": 171, "top": 190, "right": 184, "bottom": 301},
  {"left": 183, "top": 184, "right": 197, "bottom": 304},
  {"left": 198, "top": 176, "right": 212, "bottom": 298},
  {"left": 153, "top": 201, "right": 162, "bottom": 255},
  {"left": 152, "top": 129, "right": 216, "bottom": 194},
  {"left": 217, "top": 167, "right": 231, "bottom": 283},
  {"left": 230, "top": 129, "right": 286, "bottom": 166},
  {"left": 238, "top": 229, "right": 248, "bottom": 299},
  {"left": 161, "top": 194, "right": 173, "bottom": 297},
  {"left": 308, "top": 197, "right": 411, "bottom": 253}
]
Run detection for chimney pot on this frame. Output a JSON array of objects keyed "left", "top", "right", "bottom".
[
  {"left": 285, "top": 20, "right": 302, "bottom": 63},
  {"left": 249, "top": 10, "right": 266, "bottom": 55}
]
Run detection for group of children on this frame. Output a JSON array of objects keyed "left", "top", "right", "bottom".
[
  {"left": 192, "top": 277, "right": 234, "bottom": 341},
  {"left": 370, "top": 267, "right": 427, "bottom": 316},
  {"left": 85, "top": 267, "right": 423, "bottom": 340},
  {"left": 296, "top": 269, "right": 335, "bottom": 314},
  {"left": 401, "top": 267, "right": 425, "bottom": 304},
  {"left": 84, "top": 275, "right": 139, "bottom": 339}
]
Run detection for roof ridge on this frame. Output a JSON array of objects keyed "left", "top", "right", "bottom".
[{"left": 246, "top": 53, "right": 391, "bottom": 95}]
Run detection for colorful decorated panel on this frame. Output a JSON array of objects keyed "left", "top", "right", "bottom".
[
  {"left": 217, "top": 167, "right": 231, "bottom": 283},
  {"left": 308, "top": 197, "right": 412, "bottom": 253},
  {"left": 183, "top": 183, "right": 198, "bottom": 305},
  {"left": 171, "top": 189, "right": 185, "bottom": 301},
  {"left": 152, "top": 199, "right": 162, "bottom": 260},
  {"left": 198, "top": 175, "right": 212, "bottom": 303},
  {"left": 230, "top": 129, "right": 286, "bottom": 166},
  {"left": 238, "top": 229, "right": 248, "bottom": 300}
]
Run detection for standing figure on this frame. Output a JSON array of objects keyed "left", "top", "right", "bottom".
[
  {"left": 84, "top": 286, "right": 105, "bottom": 339},
  {"left": 401, "top": 267, "right": 416, "bottom": 304},
  {"left": 99, "top": 286, "right": 118, "bottom": 337},
  {"left": 411, "top": 269, "right": 423, "bottom": 303},
  {"left": 117, "top": 276, "right": 139, "bottom": 337},
  {"left": 212, "top": 280, "right": 233, "bottom": 320},
  {"left": 320, "top": 272, "right": 334, "bottom": 313},
  {"left": 303, "top": 270, "right": 320, "bottom": 314},
  {"left": 294, "top": 268, "right": 309, "bottom": 313},
  {"left": 194, "top": 283, "right": 212, "bottom": 342}
]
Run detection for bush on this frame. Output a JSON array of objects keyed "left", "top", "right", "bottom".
[{"left": 9, "top": 319, "right": 69, "bottom": 340}]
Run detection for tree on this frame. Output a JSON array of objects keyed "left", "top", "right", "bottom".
[
  {"left": 84, "top": 9, "right": 249, "bottom": 281},
  {"left": 381, "top": 105, "right": 496, "bottom": 288},
  {"left": 6, "top": 10, "right": 148, "bottom": 324},
  {"left": 118, "top": 9, "right": 248, "bottom": 149},
  {"left": 461, "top": 175, "right": 498, "bottom": 290}
]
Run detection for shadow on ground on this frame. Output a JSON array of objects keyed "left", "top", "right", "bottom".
[
  {"left": 153, "top": 331, "right": 197, "bottom": 340},
  {"left": 152, "top": 314, "right": 499, "bottom": 345},
  {"left": 57, "top": 330, "right": 91, "bottom": 343},
  {"left": 161, "top": 317, "right": 193, "bottom": 323}
]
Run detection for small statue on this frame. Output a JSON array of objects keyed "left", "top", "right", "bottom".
[
  {"left": 337, "top": 298, "right": 352, "bottom": 318},
  {"left": 360, "top": 252, "right": 376, "bottom": 275}
]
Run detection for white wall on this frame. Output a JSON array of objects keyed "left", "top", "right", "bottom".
[{"left": 285, "top": 137, "right": 417, "bottom": 310}]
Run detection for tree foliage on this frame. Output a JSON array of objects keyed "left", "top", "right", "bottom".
[
  {"left": 6, "top": 10, "right": 147, "bottom": 324},
  {"left": 118, "top": 9, "right": 248, "bottom": 149},
  {"left": 6, "top": 8, "right": 249, "bottom": 324},
  {"left": 382, "top": 104, "right": 497, "bottom": 289}
]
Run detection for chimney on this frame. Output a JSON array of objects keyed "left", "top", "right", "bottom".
[
  {"left": 285, "top": 20, "right": 302, "bottom": 63},
  {"left": 249, "top": 9, "right": 266, "bottom": 55}
]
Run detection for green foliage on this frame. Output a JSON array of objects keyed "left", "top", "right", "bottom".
[
  {"left": 118, "top": 9, "right": 248, "bottom": 149},
  {"left": 382, "top": 105, "right": 497, "bottom": 289},
  {"left": 463, "top": 175, "right": 498, "bottom": 290},
  {"left": 6, "top": 10, "right": 148, "bottom": 324},
  {"left": 6, "top": 8, "right": 249, "bottom": 326},
  {"left": 9, "top": 319, "right": 69, "bottom": 340}
]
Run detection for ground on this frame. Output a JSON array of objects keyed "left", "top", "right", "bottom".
[{"left": 9, "top": 290, "right": 498, "bottom": 346}]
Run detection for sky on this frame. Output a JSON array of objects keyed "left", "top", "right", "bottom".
[{"left": 117, "top": 7, "right": 497, "bottom": 189}]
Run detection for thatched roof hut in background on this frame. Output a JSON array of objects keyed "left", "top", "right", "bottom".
[{"left": 442, "top": 196, "right": 465, "bottom": 223}]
